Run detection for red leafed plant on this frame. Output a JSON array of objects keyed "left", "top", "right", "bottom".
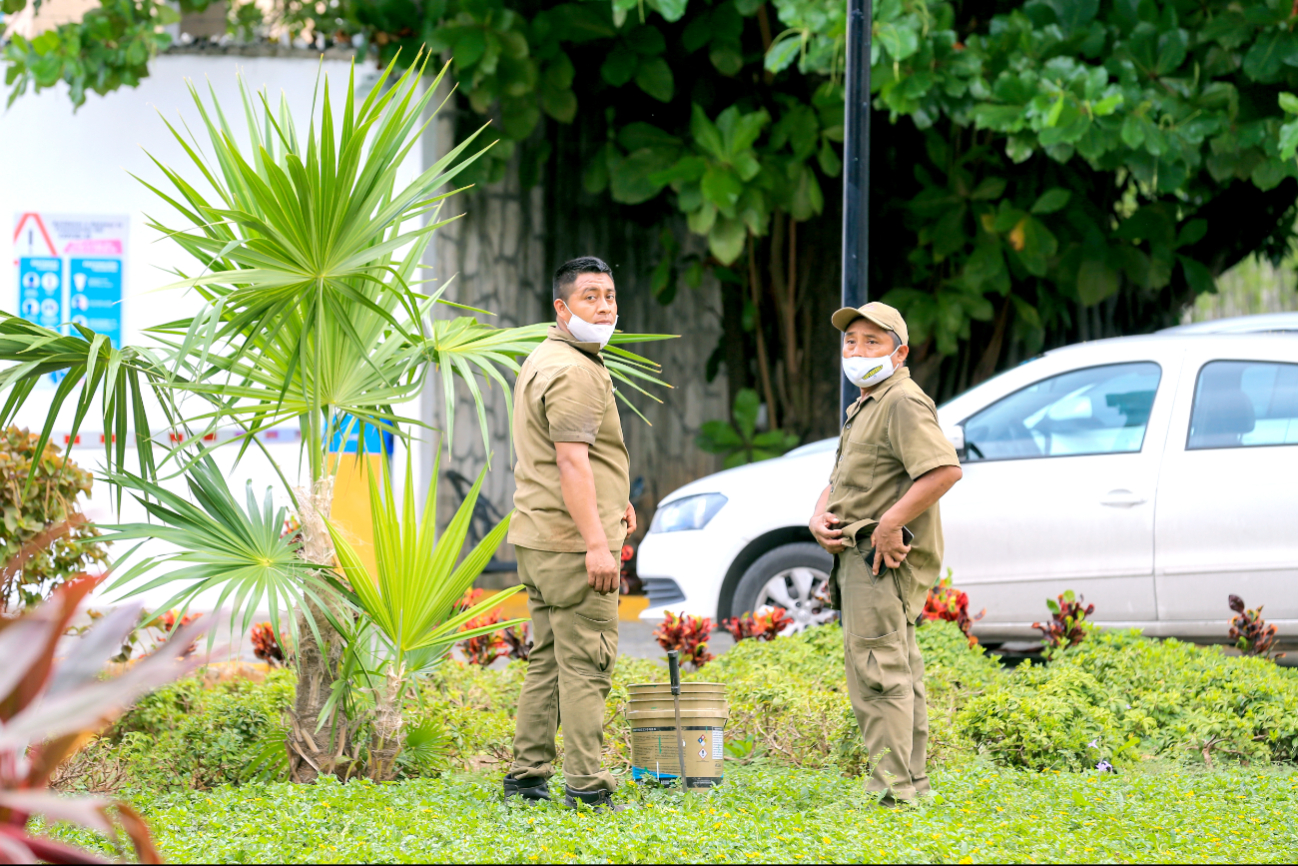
[
  {"left": 0, "top": 563, "right": 209, "bottom": 862},
  {"left": 653, "top": 611, "right": 715, "bottom": 670},
  {"left": 458, "top": 608, "right": 509, "bottom": 667},
  {"left": 1033, "top": 590, "right": 1095, "bottom": 655},
  {"left": 250, "top": 622, "right": 289, "bottom": 665},
  {"left": 1229, "top": 594, "right": 1284, "bottom": 661},
  {"left": 156, "top": 609, "right": 202, "bottom": 658},
  {"left": 721, "top": 607, "right": 793, "bottom": 642},
  {"left": 922, "top": 572, "right": 985, "bottom": 646},
  {"left": 501, "top": 622, "right": 531, "bottom": 661}
]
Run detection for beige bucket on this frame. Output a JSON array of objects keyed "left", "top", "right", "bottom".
[{"left": 626, "top": 683, "right": 728, "bottom": 788}]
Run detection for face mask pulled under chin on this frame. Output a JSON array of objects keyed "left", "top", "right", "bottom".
[
  {"left": 561, "top": 302, "right": 617, "bottom": 349},
  {"left": 842, "top": 350, "right": 901, "bottom": 389}
]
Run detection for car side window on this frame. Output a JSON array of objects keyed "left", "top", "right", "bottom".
[
  {"left": 1187, "top": 360, "right": 1298, "bottom": 450},
  {"left": 962, "top": 363, "right": 1162, "bottom": 462}
]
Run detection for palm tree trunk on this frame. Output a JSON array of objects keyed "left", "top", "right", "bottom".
[
  {"left": 369, "top": 667, "right": 406, "bottom": 782},
  {"left": 286, "top": 476, "right": 357, "bottom": 782}
]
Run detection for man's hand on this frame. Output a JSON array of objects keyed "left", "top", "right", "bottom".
[
  {"left": 810, "top": 511, "right": 846, "bottom": 554},
  {"left": 586, "top": 547, "right": 620, "bottom": 595},
  {"left": 870, "top": 521, "right": 912, "bottom": 576},
  {"left": 624, "top": 502, "right": 637, "bottom": 535}
]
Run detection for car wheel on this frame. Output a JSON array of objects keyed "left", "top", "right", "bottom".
[{"left": 731, "top": 542, "right": 837, "bottom": 634}]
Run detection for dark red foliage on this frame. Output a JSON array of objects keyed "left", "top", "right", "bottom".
[
  {"left": 1033, "top": 590, "right": 1094, "bottom": 652},
  {"left": 922, "top": 574, "right": 985, "bottom": 646},
  {"left": 721, "top": 607, "right": 793, "bottom": 642},
  {"left": 1228, "top": 594, "right": 1284, "bottom": 661},
  {"left": 620, "top": 543, "right": 642, "bottom": 595},
  {"left": 501, "top": 622, "right": 531, "bottom": 661},
  {"left": 653, "top": 611, "right": 715, "bottom": 670},
  {"left": 250, "top": 622, "right": 287, "bottom": 665},
  {"left": 458, "top": 608, "right": 508, "bottom": 667},
  {"left": 157, "top": 609, "right": 202, "bottom": 658}
]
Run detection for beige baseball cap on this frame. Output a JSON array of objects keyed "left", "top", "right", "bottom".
[{"left": 831, "top": 301, "right": 909, "bottom": 346}]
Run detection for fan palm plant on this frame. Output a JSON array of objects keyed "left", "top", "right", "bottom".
[
  {"left": 0, "top": 51, "right": 674, "bottom": 779},
  {"left": 323, "top": 452, "right": 522, "bottom": 781}
]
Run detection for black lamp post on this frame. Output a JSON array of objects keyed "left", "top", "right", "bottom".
[{"left": 840, "top": 0, "right": 872, "bottom": 419}]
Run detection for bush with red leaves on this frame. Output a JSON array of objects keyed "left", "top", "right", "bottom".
[
  {"left": 1033, "top": 590, "right": 1094, "bottom": 655},
  {"left": 501, "top": 622, "right": 531, "bottom": 661},
  {"left": 250, "top": 622, "right": 288, "bottom": 665},
  {"left": 458, "top": 608, "right": 509, "bottom": 667},
  {"left": 721, "top": 607, "right": 793, "bottom": 642},
  {"left": 1229, "top": 594, "right": 1284, "bottom": 661},
  {"left": 653, "top": 611, "right": 715, "bottom": 670},
  {"left": 923, "top": 572, "right": 985, "bottom": 646},
  {"left": 156, "top": 610, "right": 202, "bottom": 658}
]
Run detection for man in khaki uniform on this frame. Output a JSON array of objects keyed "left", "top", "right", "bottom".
[
  {"left": 503, "top": 256, "right": 635, "bottom": 811},
  {"left": 808, "top": 301, "right": 962, "bottom": 805}
]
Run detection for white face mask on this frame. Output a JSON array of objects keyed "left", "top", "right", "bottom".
[
  {"left": 843, "top": 348, "right": 902, "bottom": 389},
  {"left": 561, "top": 302, "right": 617, "bottom": 349}
]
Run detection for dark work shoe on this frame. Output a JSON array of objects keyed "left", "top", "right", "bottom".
[
  {"left": 563, "top": 786, "right": 625, "bottom": 813},
  {"left": 503, "top": 774, "right": 552, "bottom": 802}
]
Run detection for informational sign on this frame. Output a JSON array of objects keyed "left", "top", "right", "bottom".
[
  {"left": 12, "top": 212, "right": 128, "bottom": 341},
  {"left": 18, "top": 257, "right": 63, "bottom": 329},
  {"left": 69, "top": 258, "right": 123, "bottom": 346}
]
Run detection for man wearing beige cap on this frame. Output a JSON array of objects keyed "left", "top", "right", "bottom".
[{"left": 808, "top": 301, "right": 962, "bottom": 805}]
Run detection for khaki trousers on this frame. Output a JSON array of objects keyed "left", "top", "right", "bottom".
[
  {"left": 837, "top": 549, "right": 931, "bottom": 801},
  {"left": 509, "top": 547, "right": 620, "bottom": 792}
]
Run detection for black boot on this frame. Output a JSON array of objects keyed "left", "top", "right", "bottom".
[
  {"left": 563, "top": 786, "right": 624, "bottom": 813},
  {"left": 503, "top": 774, "right": 552, "bottom": 802}
]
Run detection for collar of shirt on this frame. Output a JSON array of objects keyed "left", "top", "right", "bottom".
[
  {"left": 845, "top": 365, "right": 912, "bottom": 421},
  {"left": 547, "top": 324, "right": 606, "bottom": 359}
]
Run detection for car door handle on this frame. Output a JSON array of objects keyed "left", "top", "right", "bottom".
[{"left": 1100, "top": 489, "right": 1147, "bottom": 507}]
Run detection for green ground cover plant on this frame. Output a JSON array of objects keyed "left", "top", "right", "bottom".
[{"left": 50, "top": 763, "right": 1298, "bottom": 863}]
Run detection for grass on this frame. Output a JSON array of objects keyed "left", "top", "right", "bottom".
[{"left": 55, "top": 761, "right": 1298, "bottom": 863}]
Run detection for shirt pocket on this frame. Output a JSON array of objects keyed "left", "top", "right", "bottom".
[{"left": 838, "top": 442, "right": 879, "bottom": 491}]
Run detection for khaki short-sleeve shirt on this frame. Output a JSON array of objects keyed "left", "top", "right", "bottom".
[
  {"left": 508, "top": 326, "right": 630, "bottom": 553},
  {"left": 827, "top": 366, "right": 959, "bottom": 592}
]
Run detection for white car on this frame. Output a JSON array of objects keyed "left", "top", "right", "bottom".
[{"left": 637, "top": 313, "right": 1298, "bottom": 643}]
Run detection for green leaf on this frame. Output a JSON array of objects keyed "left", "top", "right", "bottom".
[
  {"left": 766, "top": 33, "right": 802, "bottom": 73},
  {"left": 645, "top": 0, "right": 688, "bottom": 23},
  {"left": 732, "top": 387, "right": 760, "bottom": 440},
  {"left": 609, "top": 149, "right": 672, "bottom": 204},
  {"left": 626, "top": 25, "right": 667, "bottom": 56},
  {"left": 1177, "top": 255, "right": 1216, "bottom": 296},
  {"left": 635, "top": 57, "right": 674, "bottom": 102},
  {"left": 1077, "top": 258, "right": 1120, "bottom": 306},
  {"left": 710, "top": 41, "right": 744, "bottom": 77},
  {"left": 691, "top": 104, "right": 726, "bottom": 160},
  {"left": 1031, "top": 188, "right": 1071, "bottom": 214},
  {"left": 1280, "top": 120, "right": 1298, "bottom": 161},
  {"left": 1155, "top": 29, "right": 1189, "bottom": 76},
  {"left": 619, "top": 122, "right": 682, "bottom": 151},
  {"left": 1092, "top": 93, "right": 1123, "bottom": 116},
  {"left": 876, "top": 21, "right": 919, "bottom": 62},
  {"left": 601, "top": 50, "right": 637, "bottom": 87},
  {"left": 650, "top": 155, "right": 707, "bottom": 187},
  {"left": 708, "top": 216, "right": 747, "bottom": 264},
  {"left": 701, "top": 165, "right": 744, "bottom": 210},
  {"left": 969, "top": 177, "right": 1007, "bottom": 200},
  {"left": 697, "top": 419, "right": 743, "bottom": 452},
  {"left": 1280, "top": 93, "right": 1298, "bottom": 115},
  {"left": 583, "top": 143, "right": 613, "bottom": 193},
  {"left": 1175, "top": 219, "right": 1207, "bottom": 249},
  {"left": 1017, "top": 218, "right": 1058, "bottom": 277}
]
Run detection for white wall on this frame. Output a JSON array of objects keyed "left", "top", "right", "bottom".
[{"left": 1, "top": 51, "right": 423, "bottom": 612}]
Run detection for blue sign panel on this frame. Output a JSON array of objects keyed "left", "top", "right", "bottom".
[
  {"left": 328, "top": 414, "right": 396, "bottom": 455},
  {"left": 18, "top": 257, "right": 63, "bottom": 330},
  {"left": 69, "top": 257, "right": 123, "bottom": 346}
]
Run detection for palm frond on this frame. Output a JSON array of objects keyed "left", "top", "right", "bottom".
[
  {"left": 324, "top": 451, "right": 523, "bottom": 664},
  {"left": 99, "top": 457, "right": 335, "bottom": 650},
  {"left": 0, "top": 316, "right": 179, "bottom": 500}
]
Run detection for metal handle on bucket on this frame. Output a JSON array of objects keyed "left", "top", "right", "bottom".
[{"left": 667, "top": 651, "right": 689, "bottom": 790}]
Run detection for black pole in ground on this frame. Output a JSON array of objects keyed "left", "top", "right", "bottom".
[{"left": 840, "top": 0, "right": 872, "bottom": 421}]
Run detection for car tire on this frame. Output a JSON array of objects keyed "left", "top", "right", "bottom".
[{"left": 730, "top": 542, "right": 837, "bottom": 634}]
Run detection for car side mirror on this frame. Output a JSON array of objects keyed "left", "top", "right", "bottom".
[{"left": 946, "top": 426, "right": 967, "bottom": 462}]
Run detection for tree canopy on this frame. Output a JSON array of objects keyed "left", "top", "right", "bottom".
[{"left": 7, "top": 0, "right": 1298, "bottom": 426}]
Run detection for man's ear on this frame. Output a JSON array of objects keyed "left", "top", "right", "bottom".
[
  {"left": 896, "top": 344, "right": 910, "bottom": 365},
  {"left": 553, "top": 296, "right": 568, "bottom": 319}
]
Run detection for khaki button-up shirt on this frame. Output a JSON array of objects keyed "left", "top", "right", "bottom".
[
  {"left": 828, "top": 366, "right": 959, "bottom": 593},
  {"left": 508, "top": 326, "right": 630, "bottom": 553}
]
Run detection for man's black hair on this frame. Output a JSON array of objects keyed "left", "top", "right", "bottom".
[{"left": 553, "top": 256, "right": 614, "bottom": 302}]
